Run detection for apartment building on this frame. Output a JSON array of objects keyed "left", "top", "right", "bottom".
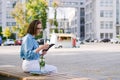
[
  {"left": 0, "top": 0, "right": 2, "bottom": 27},
  {"left": 85, "top": 0, "right": 117, "bottom": 41},
  {"left": 1, "top": 0, "right": 120, "bottom": 41},
  {"left": 0, "top": 0, "right": 17, "bottom": 31},
  {"left": 116, "top": 0, "right": 120, "bottom": 36},
  {"left": 0, "top": 0, "right": 85, "bottom": 40}
]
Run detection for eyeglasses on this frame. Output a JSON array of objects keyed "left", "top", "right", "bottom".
[{"left": 37, "top": 28, "right": 43, "bottom": 30}]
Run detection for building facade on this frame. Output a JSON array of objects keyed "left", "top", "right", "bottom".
[
  {"left": 48, "top": 0, "right": 85, "bottom": 39},
  {"left": 0, "top": 0, "right": 17, "bottom": 31},
  {"left": 2, "top": 0, "right": 120, "bottom": 41},
  {"left": 85, "top": 0, "right": 117, "bottom": 41},
  {"left": 116, "top": 0, "right": 120, "bottom": 36},
  {"left": 0, "top": 0, "right": 2, "bottom": 27},
  {"left": 0, "top": 0, "right": 85, "bottom": 40}
]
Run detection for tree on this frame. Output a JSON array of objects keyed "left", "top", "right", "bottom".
[
  {"left": 0, "top": 26, "right": 2, "bottom": 37},
  {"left": 48, "top": 19, "right": 54, "bottom": 26},
  {"left": 48, "top": 19, "right": 54, "bottom": 33},
  {"left": 26, "top": 0, "right": 48, "bottom": 39},
  {"left": 2, "top": 27, "right": 12, "bottom": 39},
  {"left": 12, "top": 26, "right": 27, "bottom": 38},
  {"left": 11, "top": 2, "right": 28, "bottom": 38},
  {"left": 52, "top": 1, "right": 59, "bottom": 33},
  {"left": 11, "top": 0, "right": 48, "bottom": 38},
  {"left": 26, "top": 0, "right": 48, "bottom": 30}
]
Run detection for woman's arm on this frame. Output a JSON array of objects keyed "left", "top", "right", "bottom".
[{"left": 35, "top": 43, "right": 49, "bottom": 53}]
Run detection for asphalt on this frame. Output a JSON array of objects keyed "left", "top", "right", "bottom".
[{"left": 0, "top": 43, "right": 120, "bottom": 80}]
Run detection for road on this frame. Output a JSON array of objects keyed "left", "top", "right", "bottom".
[{"left": 0, "top": 43, "right": 120, "bottom": 80}]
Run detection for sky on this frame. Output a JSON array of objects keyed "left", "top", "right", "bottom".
[{"left": 48, "top": 7, "right": 75, "bottom": 19}]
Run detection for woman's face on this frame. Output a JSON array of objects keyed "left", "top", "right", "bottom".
[{"left": 36, "top": 24, "right": 42, "bottom": 36}]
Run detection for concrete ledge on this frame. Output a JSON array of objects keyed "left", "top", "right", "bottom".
[{"left": 0, "top": 66, "right": 92, "bottom": 80}]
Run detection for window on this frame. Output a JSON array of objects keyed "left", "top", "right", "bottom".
[
  {"left": 80, "top": 2, "right": 83, "bottom": 5},
  {"left": 12, "top": 22, "right": 16, "bottom": 26},
  {"left": 116, "top": 21, "right": 119, "bottom": 24},
  {"left": 109, "top": 33, "right": 113, "bottom": 38},
  {"left": 80, "top": 8, "right": 84, "bottom": 16},
  {"left": 100, "top": 21, "right": 104, "bottom": 29},
  {"left": 6, "top": 12, "right": 14, "bottom": 19},
  {"left": 105, "top": 33, "right": 108, "bottom": 38},
  {"left": 109, "top": 21, "right": 113, "bottom": 29},
  {"left": 86, "top": 4, "right": 89, "bottom": 12},
  {"left": 100, "top": 21, "right": 113, "bottom": 29},
  {"left": 6, "top": 22, "right": 12, "bottom": 26},
  {"left": 100, "top": 10, "right": 104, "bottom": 17},
  {"left": 100, "top": 10, "right": 113, "bottom": 18},
  {"left": 6, "top": 22, "right": 16, "bottom": 26},
  {"left": 80, "top": 17, "right": 84, "bottom": 24},
  {"left": 86, "top": 14, "right": 89, "bottom": 21},
  {"left": 100, "top": 33, "right": 104, "bottom": 39},
  {"left": 12, "top": 2, "right": 16, "bottom": 8},
  {"left": 100, "top": 0, "right": 113, "bottom": 7},
  {"left": 105, "top": 22, "right": 109, "bottom": 29}
]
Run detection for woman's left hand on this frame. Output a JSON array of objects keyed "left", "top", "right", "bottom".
[{"left": 41, "top": 50, "right": 47, "bottom": 56}]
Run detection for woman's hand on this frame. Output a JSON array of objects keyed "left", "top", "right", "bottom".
[
  {"left": 40, "top": 44, "right": 49, "bottom": 56},
  {"left": 36, "top": 43, "right": 49, "bottom": 53},
  {"left": 41, "top": 50, "right": 47, "bottom": 56},
  {"left": 42, "top": 43, "right": 49, "bottom": 50}
]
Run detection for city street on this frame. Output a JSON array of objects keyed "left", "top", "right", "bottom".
[{"left": 0, "top": 43, "right": 120, "bottom": 80}]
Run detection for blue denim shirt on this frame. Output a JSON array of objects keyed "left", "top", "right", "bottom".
[{"left": 20, "top": 34, "right": 40, "bottom": 60}]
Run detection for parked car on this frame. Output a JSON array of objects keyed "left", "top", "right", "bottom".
[
  {"left": 110, "top": 38, "right": 120, "bottom": 44},
  {"left": 85, "top": 38, "right": 91, "bottom": 42},
  {"left": 100, "top": 39, "right": 110, "bottom": 42},
  {"left": 15, "top": 39, "right": 22, "bottom": 45},
  {"left": 3, "top": 39, "right": 15, "bottom": 46},
  {"left": 55, "top": 44, "right": 63, "bottom": 48},
  {"left": 89, "top": 39, "right": 98, "bottom": 43}
]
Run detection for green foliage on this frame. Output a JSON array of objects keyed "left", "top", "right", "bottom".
[
  {"left": 35, "top": 32, "right": 43, "bottom": 39},
  {"left": 116, "top": 35, "right": 120, "bottom": 39},
  {"left": 0, "top": 26, "right": 2, "bottom": 37},
  {"left": 2, "top": 27, "right": 12, "bottom": 38},
  {"left": 48, "top": 19, "right": 54, "bottom": 26},
  {"left": 9, "top": 33, "right": 16, "bottom": 40},
  {"left": 50, "top": 29, "right": 53, "bottom": 33},
  {"left": 54, "top": 28, "right": 58, "bottom": 33},
  {"left": 26, "top": 0, "right": 48, "bottom": 30},
  {"left": 2, "top": 37, "right": 6, "bottom": 42},
  {"left": 11, "top": 2, "right": 28, "bottom": 37},
  {"left": 59, "top": 29, "right": 64, "bottom": 33},
  {"left": 52, "top": 1, "right": 59, "bottom": 32},
  {"left": 11, "top": 25, "right": 28, "bottom": 38},
  {"left": 11, "top": 0, "right": 48, "bottom": 38},
  {"left": 52, "top": 1, "right": 58, "bottom": 8},
  {"left": 54, "top": 19, "right": 58, "bottom": 27},
  {"left": 54, "top": 9, "right": 57, "bottom": 20}
]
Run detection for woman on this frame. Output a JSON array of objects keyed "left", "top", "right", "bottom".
[{"left": 20, "top": 20, "right": 57, "bottom": 73}]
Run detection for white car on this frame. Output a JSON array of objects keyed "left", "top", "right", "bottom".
[
  {"left": 110, "top": 38, "right": 120, "bottom": 44},
  {"left": 3, "top": 39, "right": 15, "bottom": 46}
]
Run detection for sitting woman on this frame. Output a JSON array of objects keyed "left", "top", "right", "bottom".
[{"left": 20, "top": 20, "right": 57, "bottom": 73}]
